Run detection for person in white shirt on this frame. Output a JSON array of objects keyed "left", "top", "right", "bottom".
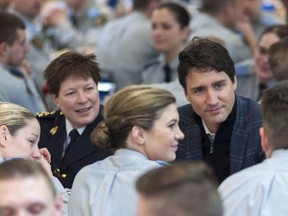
[{"left": 219, "top": 80, "right": 288, "bottom": 216}]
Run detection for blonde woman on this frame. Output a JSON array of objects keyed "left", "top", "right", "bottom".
[{"left": 69, "top": 85, "right": 184, "bottom": 216}]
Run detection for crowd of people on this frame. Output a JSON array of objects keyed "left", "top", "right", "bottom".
[{"left": 0, "top": 0, "right": 288, "bottom": 216}]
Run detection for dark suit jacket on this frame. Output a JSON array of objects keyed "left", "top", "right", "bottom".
[
  {"left": 37, "top": 110, "right": 112, "bottom": 188},
  {"left": 177, "top": 95, "right": 265, "bottom": 175}
]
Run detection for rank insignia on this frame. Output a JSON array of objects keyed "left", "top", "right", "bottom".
[{"left": 50, "top": 126, "right": 58, "bottom": 135}]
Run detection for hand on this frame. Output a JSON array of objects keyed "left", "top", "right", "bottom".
[
  {"left": 38, "top": 156, "right": 53, "bottom": 177},
  {"left": 39, "top": 147, "right": 51, "bottom": 163}
]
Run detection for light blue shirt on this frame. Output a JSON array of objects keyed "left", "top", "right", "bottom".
[
  {"left": 68, "top": 149, "right": 164, "bottom": 216},
  {"left": 219, "top": 149, "right": 288, "bottom": 216}
]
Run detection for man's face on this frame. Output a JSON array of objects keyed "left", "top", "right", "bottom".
[
  {"left": 0, "top": 176, "right": 62, "bottom": 216},
  {"left": 12, "top": 0, "right": 42, "bottom": 19},
  {"left": 5, "top": 29, "right": 29, "bottom": 67},
  {"left": 53, "top": 75, "right": 100, "bottom": 129},
  {"left": 184, "top": 69, "right": 237, "bottom": 133}
]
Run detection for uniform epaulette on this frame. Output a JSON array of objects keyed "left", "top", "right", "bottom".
[{"left": 36, "top": 110, "right": 63, "bottom": 118}]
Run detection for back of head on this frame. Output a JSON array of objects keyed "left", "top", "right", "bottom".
[
  {"left": 0, "top": 102, "right": 35, "bottom": 136},
  {"left": 177, "top": 37, "right": 235, "bottom": 92},
  {"left": 268, "top": 37, "right": 288, "bottom": 81},
  {"left": 0, "top": 159, "right": 56, "bottom": 197},
  {"left": 201, "top": 0, "right": 236, "bottom": 15},
  {"left": 91, "top": 85, "right": 175, "bottom": 151},
  {"left": 44, "top": 51, "right": 101, "bottom": 97},
  {"left": 136, "top": 161, "right": 223, "bottom": 216},
  {"left": 0, "top": 12, "right": 25, "bottom": 45},
  {"left": 261, "top": 80, "right": 288, "bottom": 150}
]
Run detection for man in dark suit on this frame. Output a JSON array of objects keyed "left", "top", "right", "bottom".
[
  {"left": 37, "top": 51, "right": 112, "bottom": 189},
  {"left": 176, "top": 37, "right": 265, "bottom": 184}
]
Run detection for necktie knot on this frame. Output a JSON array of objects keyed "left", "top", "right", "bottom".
[{"left": 69, "top": 129, "right": 79, "bottom": 143}]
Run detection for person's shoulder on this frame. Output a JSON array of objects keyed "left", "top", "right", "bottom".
[
  {"left": 142, "top": 58, "right": 161, "bottom": 71},
  {"left": 178, "top": 104, "right": 193, "bottom": 114},
  {"left": 236, "top": 95, "right": 260, "bottom": 108},
  {"left": 36, "top": 110, "right": 63, "bottom": 119}
]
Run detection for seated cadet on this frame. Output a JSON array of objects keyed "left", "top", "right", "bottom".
[
  {"left": 68, "top": 85, "right": 184, "bottom": 216},
  {"left": 235, "top": 24, "right": 288, "bottom": 101},
  {"left": 219, "top": 80, "right": 288, "bottom": 216},
  {"left": 0, "top": 12, "right": 46, "bottom": 114},
  {"left": 140, "top": 2, "right": 190, "bottom": 107},
  {"left": 136, "top": 161, "right": 223, "bottom": 216},
  {"left": 141, "top": 2, "right": 190, "bottom": 84},
  {"left": 0, "top": 102, "right": 69, "bottom": 215},
  {"left": 37, "top": 51, "right": 112, "bottom": 189},
  {"left": 0, "top": 159, "right": 63, "bottom": 216}
]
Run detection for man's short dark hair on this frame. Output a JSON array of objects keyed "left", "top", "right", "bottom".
[
  {"left": 136, "top": 161, "right": 223, "bottom": 216},
  {"left": 0, "top": 12, "right": 25, "bottom": 45},
  {"left": 177, "top": 37, "right": 235, "bottom": 93},
  {"left": 261, "top": 80, "right": 288, "bottom": 150},
  {"left": 0, "top": 159, "right": 56, "bottom": 197}
]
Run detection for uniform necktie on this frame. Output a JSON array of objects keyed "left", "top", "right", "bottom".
[
  {"left": 258, "top": 82, "right": 268, "bottom": 100},
  {"left": 163, "top": 64, "right": 171, "bottom": 83},
  {"left": 64, "top": 129, "right": 79, "bottom": 155}
]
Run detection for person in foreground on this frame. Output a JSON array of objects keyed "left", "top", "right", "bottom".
[
  {"left": 219, "top": 80, "right": 288, "bottom": 216},
  {"left": 0, "top": 101, "right": 68, "bottom": 215},
  {"left": 68, "top": 85, "right": 184, "bottom": 216},
  {"left": 176, "top": 37, "right": 264, "bottom": 184},
  {"left": 136, "top": 161, "right": 223, "bottom": 216},
  {"left": 0, "top": 159, "right": 62, "bottom": 216},
  {"left": 37, "top": 51, "right": 111, "bottom": 189}
]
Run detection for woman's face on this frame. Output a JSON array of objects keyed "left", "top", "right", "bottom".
[
  {"left": 4, "top": 118, "right": 41, "bottom": 160},
  {"left": 53, "top": 75, "right": 100, "bottom": 129},
  {"left": 142, "top": 103, "right": 184, "bottom": 162},
  {"left": 151, "top": 8, "right": 189, "bottom": 54},
  {"left": 255, "top": 32, "right": 280, "bottom": 83}
]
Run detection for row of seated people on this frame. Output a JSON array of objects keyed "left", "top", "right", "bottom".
[
  {"left": 0, "top": 0, "right": 285, "bottom": 113},
  {"left": 2, "top": 36, "right": 288, "bottom": 215}
]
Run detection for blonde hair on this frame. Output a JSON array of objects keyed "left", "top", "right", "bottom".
[
  {"left": 0, "top": 102, "right": 35, "bottom": 136},
  {"left": 91, "top": 85, "right": 176, "bottom": 151}
]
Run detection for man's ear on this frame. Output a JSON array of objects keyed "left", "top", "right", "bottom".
[
  {"left": 233, "top": 75, "right": 237, "bottom": 91},
  {"left": 131, "top": 125, "right": 145, "bottom": 145},
  {"left": 0, "top": 125, "right": 10, "bottom": 147},
  {"left": 260, "top": 127, "right": 269, "bottom": 158},
  {"left": 0, "top": 42, "right": 8, "bottom": 57}
]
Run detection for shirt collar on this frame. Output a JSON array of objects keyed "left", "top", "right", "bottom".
[{"left": 65, "top": 119, "right": 86, "bottom": 138}]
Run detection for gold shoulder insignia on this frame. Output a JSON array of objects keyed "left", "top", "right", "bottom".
[
  {"left": 50, "top": 126, "right": 58, "bottom": 135},
  {"left": 36, "top": 111, "right": 58, "bottom": 118}
]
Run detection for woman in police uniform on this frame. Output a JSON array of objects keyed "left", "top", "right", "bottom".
[{"left": 37, "top": 51, "right": 112, "bottom": 189}]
